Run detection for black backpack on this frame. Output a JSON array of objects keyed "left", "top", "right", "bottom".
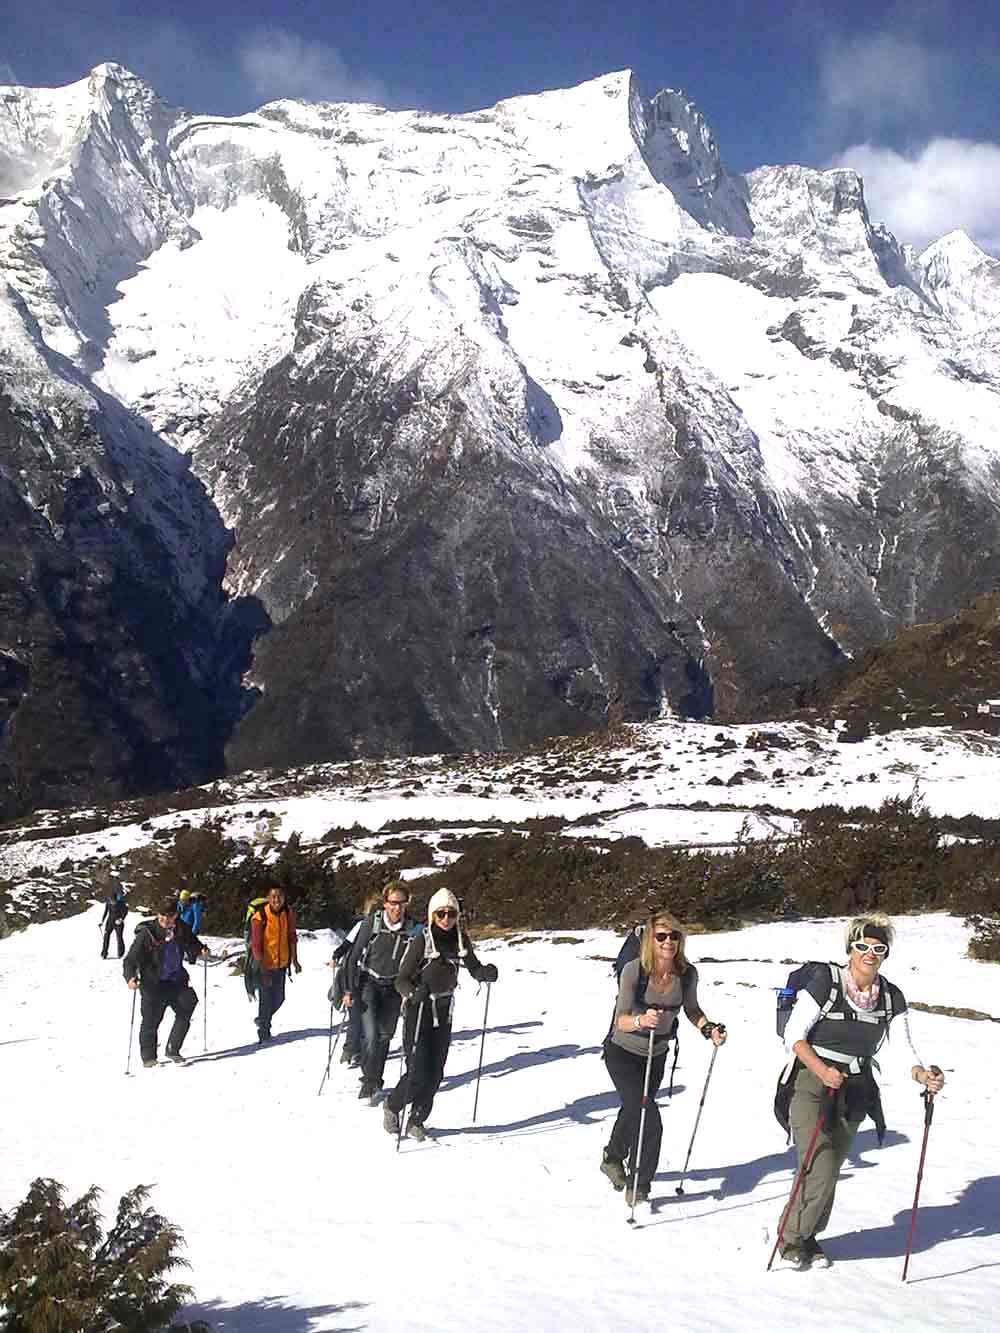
[{"left": 773, "top": 961, "right": 894, "bottom": 1138}]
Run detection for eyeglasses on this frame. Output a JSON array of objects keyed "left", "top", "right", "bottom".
[
  {"left": 386, "top": 899, "right": 408, "bottom": 908},
  {"left": 434, "top": 908, "right": 458, "bottom": 920},
  {"left": 850, "top": 940, "right": 889, "bottom": 957},
  {"left": 654, "top": 930, "right": 682, "bottom": 943}
]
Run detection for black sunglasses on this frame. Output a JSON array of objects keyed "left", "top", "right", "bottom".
[
  {"left": 434, "top": 907, "right": 458, "bottom": 920},
  {"left": 654, "top": 930, "right": 682, "bottom": 943}
]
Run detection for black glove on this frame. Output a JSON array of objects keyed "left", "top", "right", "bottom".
[
  {"left": 701, "top": 1020, "right": 725, "bottom": 1040},
  {"left": 408, "top": 983, "right": 430, "bottom": 1006},
  {"left": 477, "top": 964, "right": 498, "bottom": 984}
]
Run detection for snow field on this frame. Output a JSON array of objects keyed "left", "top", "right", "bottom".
[{"left": 0, "top": 908, "right": 994, "bottom": 1331}]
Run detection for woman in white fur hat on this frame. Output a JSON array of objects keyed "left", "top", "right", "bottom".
[{"left": 383, "top": 887, "right": 498, "bottom": 1141}]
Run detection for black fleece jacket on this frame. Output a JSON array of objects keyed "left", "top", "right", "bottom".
[
  {"left": 123, "top": 919, "right": 205, "bottom": 987},
  {"left": 395, "top": 923, "right": 492, "bottom": 1000}
]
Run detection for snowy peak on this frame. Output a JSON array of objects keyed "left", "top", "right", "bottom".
[
  {"left": 639, "top": 87, "right": 752, "bottom": 236},
  {"left": 918, "top": 230, "right": 1000, "bottom": 326}
]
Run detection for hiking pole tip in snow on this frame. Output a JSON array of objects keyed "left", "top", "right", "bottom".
[
  {"left": 901, "top": 1066, "right": 942, "bottom": 1283},
  {"left": 627, "top": 1027, "right": 656, "bottom": 1225},
  {"left": 675, "top": 1039, "right": 721, "bottom": 1196}
]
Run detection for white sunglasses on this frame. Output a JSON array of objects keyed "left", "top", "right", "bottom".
[{"left": 850, "top": 939, "right": 889, "bottom": 958}]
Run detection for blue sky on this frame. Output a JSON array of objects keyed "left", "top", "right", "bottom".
[{"left": 3, "top": 0, "right": 1000, "bottom": 251}]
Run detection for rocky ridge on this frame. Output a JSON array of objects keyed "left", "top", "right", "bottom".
[{"left": 1, "top": 64, "right": 999, "bottom": 810}]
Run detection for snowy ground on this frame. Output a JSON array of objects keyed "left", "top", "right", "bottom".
[{"left": 1, "top": 909, "right": 994, "bottom": 1331}]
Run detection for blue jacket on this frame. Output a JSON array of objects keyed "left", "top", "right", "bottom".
[{"left": 178, "top": 899, "right": 204, "bottom": 934}]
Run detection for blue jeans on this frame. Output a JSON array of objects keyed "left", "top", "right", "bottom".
[{"left": 257, "top": 968, "right": 287, "bottom": 1036}]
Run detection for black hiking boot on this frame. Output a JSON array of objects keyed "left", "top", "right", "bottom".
[
  {"left": 340, "top": 1047, "right": 355, "bottom": 1065},
  {"left": 600, "top": 1152, "right": 627, "bottom": 1192},
  {"left": 142, "top": 1057, "right": 157, "bottom": 1068},
  {"left": 406, "top": 1119, "right": 427, "bottom": 1142},
  {"left": 779, "top": 1242, "right": 810, "bottom": 1270},
  {"left": 358, "top": 1082, "right": 373, "bottom": 1101},
  {"left": 803, "top": 1237, "right": 830, "bottom": 1269},
  {"left": 164, "top": 1049, "right": 185, "bottom": 1064},
  {"left": 382, "top": 1105, "right": 400, "bottom": 1135},
  {"left": 626, "top": 1182, "right": 650, "bottom": 1206}
]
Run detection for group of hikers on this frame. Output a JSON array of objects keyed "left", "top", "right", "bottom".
[{"left": 114, "top": 878, "right": 946, "bottom": 1269}]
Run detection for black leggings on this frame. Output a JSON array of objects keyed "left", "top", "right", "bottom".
[
  {"left": 386, "top": 997, "right": 452, "bottom": 1124},
  {"left": 604, "top": 1040, "right": 667, "bottom": 1188}
]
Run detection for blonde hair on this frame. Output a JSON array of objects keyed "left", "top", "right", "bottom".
[
  {"left": 844, "top": 912, "right": 895, "bottom": 955},
  {"left": 639, "top": 911, "right": 690, "bottom": 976}
]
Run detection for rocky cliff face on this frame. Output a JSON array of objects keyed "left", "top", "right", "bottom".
[{"left": 1, "top": 64, "right": 999, "bottom": 806}]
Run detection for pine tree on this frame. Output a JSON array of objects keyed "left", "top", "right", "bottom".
[{"left": 0, "top": 1178, "right": 209, "bottom": 1331}]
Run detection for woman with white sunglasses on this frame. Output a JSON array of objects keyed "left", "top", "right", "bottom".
[{"left": 778, "top": 912, "right": 946, "bottom": 1269}]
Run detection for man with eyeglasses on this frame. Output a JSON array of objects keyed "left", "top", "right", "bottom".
[
  {"left": 383, "top": 887, "right": 498, "bottom": 1140},
  {"left": 343, "top": 881, "right": 420, "bottom": 1104}
]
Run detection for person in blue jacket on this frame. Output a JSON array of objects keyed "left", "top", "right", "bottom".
[{"left": 177, "top": 890, "right": 205, "bottom": 934}]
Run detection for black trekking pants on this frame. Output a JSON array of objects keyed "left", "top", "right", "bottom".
[
  {"left": 386, "top": 997, "right": 451, "bottom": 1124},
  {"left": 604, "top": 1040, "right": 668, "bottom": 1188},
  {"left": 360, "top": 980, "right": 402, "bottom": 1090},
  {"left": 101, "top": 919, "right": 125, "bottom": 958},
  {"left": 139, "top": 979, "right": 198, "bottom": 1061}
]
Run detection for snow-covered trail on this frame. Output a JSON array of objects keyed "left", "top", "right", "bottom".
[{"left": 0, "top": 909, "right": 994, "bottom": 1331}]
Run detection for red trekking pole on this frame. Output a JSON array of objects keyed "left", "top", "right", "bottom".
[
  {"left": 901, "top": 1067, "right": 942, "bottom": 1283},
  {"left": 767, "top": 1088, "right": 833, "bottom": 1271}
]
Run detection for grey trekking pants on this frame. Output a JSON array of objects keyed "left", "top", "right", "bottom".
[{"left": 784, "top": 1065, "right": 862, "bottom": 1246}]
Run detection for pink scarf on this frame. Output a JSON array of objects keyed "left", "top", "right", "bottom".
[{"left": 844, "top": 966, "right": 880, "bottom": 1011}]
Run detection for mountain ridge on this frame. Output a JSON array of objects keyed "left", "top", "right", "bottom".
[{"left": 1, "top": 64, "right": 999, "bottom": 810}]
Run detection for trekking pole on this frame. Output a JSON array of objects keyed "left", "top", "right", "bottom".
[
  {"left": 125, "top": 987, "right": 137, "bottom": 1075},
  {"left": 202, "top": 958, "right": 208, "bottom": 1053},
  {"left": 901, "top": 1068, "right": 942, "bottom": 1283},
  {"left": 397, "top": 998, "right": 425, "bottom": 1153},
  {"left": 627, "top": 1027, "right": 656, "bottom": 1224},
  {"left": 472, "top": 983, "right": 492, "bottom": 1123},
  {"left": 767, "top": 1088, "right": 834, "bottom": 1271},
  {"left": 675, "top": 1039, "right": 721, "bottom": 1196},
  {"left": 317, "top": 1000, "right": 340, "bottom": 1096}
]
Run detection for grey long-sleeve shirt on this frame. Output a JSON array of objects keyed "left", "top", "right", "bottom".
[{"left": 609, "top": 959, "right": 701, "bottom": 1058}]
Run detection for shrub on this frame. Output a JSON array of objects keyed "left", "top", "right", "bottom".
[
  {"left": 0, "top": 1178, "right": 208, "bottom": 1331},
  {"left": 967, "top": 916, "right": 1000, "bottom": 962},
  {"left": 118, "top": 822, "right": 381, "bottom": 935}
]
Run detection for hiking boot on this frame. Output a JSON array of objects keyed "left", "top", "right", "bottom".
[
  {"left": 600, "top": 1152, "right": 627, "bottom": 1192},
  {"left": 358, "top": 1083, "right": 373, "bottom": 1101},
  {"left": 626, "top": 1182, "right": 650, "bottom": 1205},
  {"left": 142, "top": 1058, "right": 157, "bottom": 1068},
  {"left": 164, "top": 1049, "right": 185, "bottom": 1064},
  {"left": 406, "top": 1120, "right": 427, "bottom": 1142},
  {"left": 348, "top": 1053, "right": 362, "bottom": 1069},
  {"left": 339, "top": 1047, "right": 355, "bottom": 1065},
  {"left": 382, "top": 1105, "right": 400, "bottom": 1135},
  {"left": 779, "top": 1242, "right": 810, "bottom": 1270},
  {"left": 257, "top": 1030, "right": 271, "bottom": 1045},
  {"left": 803, "top": 1237, "right": 830, "bottom": 1269}
]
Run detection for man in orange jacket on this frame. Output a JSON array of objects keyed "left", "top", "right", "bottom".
[{"left": 249, "top": 885, "right": 302, "bottom": 1043}]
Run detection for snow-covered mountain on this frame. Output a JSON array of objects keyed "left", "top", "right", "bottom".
[{"left": 2, "top": 63, "right": 1000, "bottom": 809}]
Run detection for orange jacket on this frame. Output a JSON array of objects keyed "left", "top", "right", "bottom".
[{"left": 250, "top": 903, "right": 298, "bottom": 970}]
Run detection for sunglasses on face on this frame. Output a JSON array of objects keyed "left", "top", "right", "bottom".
[
  {"left": 654, "top": 930, "right": 682, "bottom": 943},
  {"left": 434, "top": 908, "right": 458, "bottom": 920},
  {"left": 850, "top": 939, "right": 889, "bottom": 957}
]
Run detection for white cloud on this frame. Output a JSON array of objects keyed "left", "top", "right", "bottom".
[
  {"left": 238, "top": 27, "right": 387, "bottom": 107},
  {"left": 831, "top": 138, "right": 1000, "bottom": 255},
  {"left": 819, "top": 32, "right": 939, "bottom": 131}
]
